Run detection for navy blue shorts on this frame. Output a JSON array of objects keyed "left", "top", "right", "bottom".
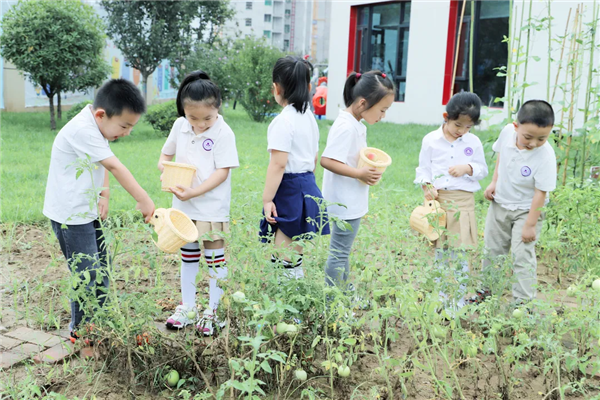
[{"left": 259, "top": 172, "right": 330, "bottom": 243}]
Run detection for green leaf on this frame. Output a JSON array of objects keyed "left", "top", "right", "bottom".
[{"left": 260, "top": 360, "right": 272, "bottom": 374}]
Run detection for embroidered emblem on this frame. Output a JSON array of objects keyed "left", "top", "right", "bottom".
[
  {"left": 202, "top": 139, "right": 214, "bottom": 151},
  {"left": 464, "top": 147, "right": 473, "bottom": 156},
  {"left": 521, "top": 166, "right": 532, "bottom": 177}
]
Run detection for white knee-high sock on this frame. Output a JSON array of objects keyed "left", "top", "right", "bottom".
[
  {"left": 181, "top": 242, "right": 201, "bottom": 309},
  {"left": 205, "top": 248, "right": 227, "bottom": 311}
]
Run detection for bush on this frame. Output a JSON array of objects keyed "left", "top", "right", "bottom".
[
  {"left": 229, "top": 36, "right": 285, "bottom": 122},
  {"left": 145, "top": 101, "right": 178, "bottom": 136},
  {"left": 65, "top": 100, "right": 93, "bottom": 121}
]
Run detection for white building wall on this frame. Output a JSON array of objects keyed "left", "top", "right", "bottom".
[{"left": 327, "top": 0, "right": 598, "bottom": 130}]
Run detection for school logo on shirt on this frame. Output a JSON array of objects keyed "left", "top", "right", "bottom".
[
  {"left": 521, "top": 166, "right": 532, "bottom": 177},
  {"left": 464, "top": 147, "right": 473, "bottom": 156},
  {"left": 202, "top": 139, "right": 214, "bottom": 151}
]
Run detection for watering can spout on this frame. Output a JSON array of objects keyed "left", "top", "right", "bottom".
[{"left": 150, "top": 208, "right": 167, "bottom": 232}]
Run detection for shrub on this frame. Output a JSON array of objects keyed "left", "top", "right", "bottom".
[
  {"left": 65, "top": 100, "right": 93, "bottom": 121},
  {"left": 145, "top": 101, "right": 178, "bottom": 137}
]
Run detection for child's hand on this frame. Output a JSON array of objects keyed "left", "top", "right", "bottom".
[
  {"left": 136, "top": 196, "right": 155, "bottom": 223},
  {"left": 423, "top": 186, "right": 438, "bottom": 201},
  {"left": 170, "top": 186, "right": 198, "bottom": 202},
  {"left": 157, "top": 161, "right": 165, "bottom": 173},
  {"left": 484, "top": 183, "right": 496, "bottom": 201},
  {"left": 448, "top": 164, "right": 472, "bottom": 177},
  {"left": 98, "top": 196, "right": 109, "bottom": 220},
  {"left": 263, "top": 201, "right": 278, "bottom": 224},
  {"left": 521, "top": 223, "right": 537, "bottom": 243},
  {"left": 357, "top": 167, "right": 382, "bottom": 186}
]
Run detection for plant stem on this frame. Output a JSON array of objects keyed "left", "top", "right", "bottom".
[
  {"left": 581, "top": 0, "right": 598, "bottom": 185},
  {"left": 469, "top": 0, "right": 475, "bottom": 93},
  {"left": 451, "top": 0, "right": 468, "bottom": 97},
  {"left": 547, "top": 1, "right": 552, "bottom": 101},
  {"left": 521, "top": 0, "right": 534, "bottom": 104},
  {"left": 507, "top": 0, "right": 515, "bottom": 120}
]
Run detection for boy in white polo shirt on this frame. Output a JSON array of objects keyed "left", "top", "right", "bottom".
[
  {"left": 468, "top": 100, "right": 556, "bottom": 305},
  {"left": 43, "top": 79, "right": 155, "bottom": 342}
]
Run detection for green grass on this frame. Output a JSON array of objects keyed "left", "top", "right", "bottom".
[{"left": 1, "top": 107, "right": 498, "bottom": 224}]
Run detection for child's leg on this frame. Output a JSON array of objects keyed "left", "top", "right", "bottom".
[
  {"left": 325, "top": 218, "right": 361, "bottom": 288},
  {"left": 180, "top": 241, "right": 201, "bottom": 308},
  {"left": 482, "top": 202, "right": 512, "bottom": 286},
  {"left": 510, "top": 211, "right": 543, "bottom": 301},
  {"left": 50, "top": 220, "right": 104, "bottom": 332},
  {"left": 273, "top": 229, "right": 304, "bottom": 279},
  {"left": 93, "top": 221, "right": 110, "bottom": 308},
  {"left": 204, "top": 239, "right": 227, "bottom": 311}
]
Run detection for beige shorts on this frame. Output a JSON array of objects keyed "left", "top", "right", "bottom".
[{"left": 194, "top": 221, "right": 230, "bottom": 242}]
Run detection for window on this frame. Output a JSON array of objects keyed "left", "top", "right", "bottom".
[
  {"left": 445, "top": 1, "right": 509, "bottom": 107},
  {"left": 285, "top": 25, "right": 290, "bottom": 34},
  {"left": 264, "top": 30, "right": 271, "bottom": 39},
  {"left": 284, "top": 39, "right": 290, "bottom": 50},
  {"left": 351, "top": 2, "right": 411, "bottom": 101},
  {"left": 265, "top": 14, "right": 272, "bottom": 22},
  {"left": 246, "top": 2, "right": 252, "bottom": 10},
  {"left": 265, "top": 0, "right": 272, "bottom": 5},
  {"left": 285, "top": 9, "right": 291, "bottom": 18},
  {"left": 245, "top": 18, "right": 252, "bottom": 27}
]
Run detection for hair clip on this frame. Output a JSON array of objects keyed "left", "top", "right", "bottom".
[
  {"left": 381, "top": 73, "right": 387, "bottom": 78},
  {"left": 356, "top": 73, "right": 362, "bottom": 79}
]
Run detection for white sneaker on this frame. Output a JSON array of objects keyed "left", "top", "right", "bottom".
[
  {"left": 196, "top": 309, "right": 226, "bottom": 336},
  {"left": 166, "top": 304, "right": 197, "bottom": 329}
]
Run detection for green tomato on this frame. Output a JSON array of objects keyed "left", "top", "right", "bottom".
[
  {"left": 232, "top": 291, "right": 246, "bottom": 303},
  {"left": 466, "top": 346, "right": 478, "bottom": 358},
  {"left": 592, "top": 279, "right": 600, "bottom": 291},
  {"left": 513, "top": 309, "right": 524, "bottom": 319},
  {"left": 295, "top": 369, "right": 307, "bottom": 381},
  {"left": 492, "top": 323, "right": 502, "bottom": 332},
  {"left": 566, "top": 286, "right": 577, "bottom": 296},
  {"left": 489, "top": 329, "right": 498, "bottom": 335},
  {"left": 186, "top": 311, "right": 196, "bottom": 320},
  {"left": 286, "top": 324, "right": 298, "bottom": 337},
  {"left": 276, "top": 322, "right": 288, "bottom": 335},
  {"left": 334, "top": 353, "right": 343, "bottom": 363},
  {"left": 432, "top": 326, "right": 446, "bottom": 339},
  {"left": 517, "top": 332, "right": 529, "bottom": 343},
  {"left": 337, "top": 365, "right": 350, "bottom": 377},
  {"left": 166, "top": 370, "right": 180, "bottom": 387}
]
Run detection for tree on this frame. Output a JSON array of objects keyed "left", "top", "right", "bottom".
[
  {"left": 0, "top": 0, "right": 110, "bottom": 130},
  {"left": 101, "top": 1, "right": 234, "bottom": 101}
]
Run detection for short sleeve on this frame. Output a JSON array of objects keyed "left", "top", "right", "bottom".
[
  {"left": 70, "top": 129, "right": 114, "bottom": 163},
  {"left": 161, "top": 118, "right": 183, "bottom": 155},
  {"left": 492, "top": 124, "right": 513, "bottom": 153},
  {"left": 534, "top": 147, "right": 557, "bottom": 192},
  {"left": 267, "top": 115, "right": 293, "bottom": 153},
  {"left": 214, "top": 127, "right": 239, "bottom": 169},
  {"left": 321, "top": 122, "right": 354, "bottom": 163}
]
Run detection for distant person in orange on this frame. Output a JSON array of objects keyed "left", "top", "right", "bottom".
[{"left": 312, "top": 77, "right": 328, "bottom": 119}]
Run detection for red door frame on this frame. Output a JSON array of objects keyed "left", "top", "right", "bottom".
[{"left": 442, "top": 0, "right": 459, "bottom": 105}]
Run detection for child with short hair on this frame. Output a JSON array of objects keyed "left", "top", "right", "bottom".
[
  {"left": 321, "top": 70, "right": 395, "bottom": 289},
  {"left": 259, "top": 55, "right": 330, "bottom": 278},
  {"left": 414, "top": 92, "right": 488, "bottom": 312},
  {"left": 469, "top": 100, "right": 556, "bottom": 305},
  {"left": 43, "top": 79, "right": 155, "bottom": 342},
  {"left": 158, "top": 71, "right": 239, "bottom": 335}
]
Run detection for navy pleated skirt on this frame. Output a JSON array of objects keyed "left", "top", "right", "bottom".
[{"left": 259, "top": 172, "right": 330, "bottom": 243}]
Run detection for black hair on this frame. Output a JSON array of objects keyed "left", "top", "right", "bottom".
[
  {"left": 343, "top": 70, "right": 395, "bottom": 109},
  {"left": 517, "top": 100, "right": 555, "bottom": 127},
  {"left": 176, "top": 70, "right": 222, "bottom": 117},
  {"left": 93, "top": 79, "right": 146, "bottom": 117},
  {"left": 446, "top": 92, "right": 482, "bottom": 125},
  {"left": 272, "top": 56, "right": 313, "bottom": 113}
]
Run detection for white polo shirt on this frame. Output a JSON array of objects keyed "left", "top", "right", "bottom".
[
  {"left": 162, "top": 115, "right": 239, "bottom": 222},
  {"left": 492, "top": 124, "right": 557, "bottom": 211},
  {"left": 321, "top": 110, "right": 369, "bottom": 220},
  {"left": 43, "top": 105, "right": 114, "bottom": 225},
  {"left": 414, "top": 126, "right": 488, "bottom": 192},
  {"left": 267, "top": 104, "right": 319, "bottom": 173}
]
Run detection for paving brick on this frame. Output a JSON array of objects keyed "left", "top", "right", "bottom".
[
  {"left": 80, "top": 346, "right": 96, "bottom": 359},
  {"left": 0, "top": 335, "right": 23, "bottom": 350},
  {"left": 50, "top": 329, "right": 72, "bottom": 341},
  {"left": 5, "top": 327, "right": 62, "bottom": 348},
  {"left": 0, "top": 350, "right": 30, "bottom": 369},
  {"left": 33, "top": 341, "right": 75, "bottom": 364},
  {"left": 11, "top": 343, "right": 43, "bottom": 357}
]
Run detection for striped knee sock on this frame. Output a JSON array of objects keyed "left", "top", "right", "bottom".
[
  {"left": 205, "top": 248, "right": 227, "bottom": 311},
  {"left": 271, "top": 255, "right": 304, "bottom": 279},
  {"left": 181, "top": 242, "right": 201, "bottom": 308}
]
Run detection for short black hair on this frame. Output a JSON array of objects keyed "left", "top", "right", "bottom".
[
  {"left": 272, "top": 56, "right": 313, "bottom": 114},
  {"left": 517, "top": 100, "right": 554, "bottom": 127},
  {"left": 446, "top": 92, "right": 482, "bottom": 125},
  {"left": 176, "top": 70, "right": 221, "bottom": 117},
  {"left": 93, "top": 79, "right": 146, "bottom": 117},
  {"left": 343, "top": 70, "right": 394, "bottom": 109}
]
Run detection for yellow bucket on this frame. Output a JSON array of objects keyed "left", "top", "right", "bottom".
[
  {"left": 357, "top": 147, "right": 392, "bottom": 185},
  {"left": 409, "top": 199, "right": 447, "bottom": 242},
  {"left": 149, "top": 208, "right": 199, "bottom": 253},
  {"left": 161, "top": 161, "right": 197, "bottom": 192}
]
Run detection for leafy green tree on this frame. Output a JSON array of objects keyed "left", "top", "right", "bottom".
[
  {"left": 101, "top": 0, "right": 234, "bottom": 100},
  {"left": 0, "top": 0, "right": 110, "bottom": 129}
]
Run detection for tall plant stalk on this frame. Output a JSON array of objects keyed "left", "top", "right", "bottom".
[
  {"left": 506, "top": 0, "right": 515, "bottom": 120},
  {"left": 469, "top": 0, "right": 475, "bottom": 92},
  {"left": 521, "top": 0, "right": 534, "bottom": 104},
  {"left": 547, "top": 1, "right": 553, "bottom": 101},
  {"left": 551, "top": 9, "right": 573, "bottom": 103},
  {"left": 451, "top": 0, "right": 468, "bottom": 97}
]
